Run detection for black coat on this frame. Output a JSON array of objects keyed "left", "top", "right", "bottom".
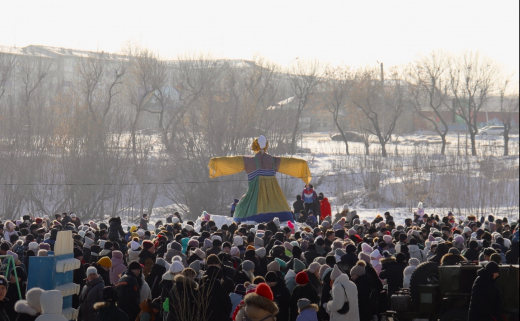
[
  {"left": 0, "top": 299, "right": 11, "bottom": 321},
  {"left": 354, "top": 274, "right": 376, "bottom": 321},
  {"left": 163, "top": 275, "right": 199, "bottom": 321},
  {"left": 15, "top": 312, "right": 39, "bottom": 321},
  {"left": 145, "top": 263, "right": 166, "bottom": 300},
  {"left": 379, "top": 259, "right": 407, "bottom": 297},
  {"left": 303, "top": 250, "right": 321, "bottom": 266},
  {"left": 468, "top": 268, "right": 502, "bottom": 321},
  {"left": 95, "top": 302, "right": 129, "bottom": 321},
  {"left": 290, "top": 283, "right": 319, "bottom": 321},
  {"left": 270, "top": 281, "right": 291, "bottom": 321},
  {"left": 116, "top": 271, "right": 141, "bottom": 321},
  {"left": 200, "top": 267, "right": 232, "bottom": 321},
  {"left": 463, "top": 248, "right": 480, "bottom": 262},
  {"left": 108, "top": 217, "right": 125, "bottom": 242},
  {"left": 319, "top": 269, "right": 332, "bottom": 320},
  {"left": 79, "top": 276, "right": 104, "bottom": 321},
  {"left": 5, "top": 281, "right": 26, "bottom": 321}
]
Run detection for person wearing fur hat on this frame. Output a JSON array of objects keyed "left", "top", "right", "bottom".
[
  {"left": 94, "top": 286, "right": 129, "bottom": 321},
  {"left": 441, "top": 248, "right": 467, "bottom": 266},
  {"left": 351, "top": 260, "right": 377, "bottom": 321},
  {"left": 468, "top": 261, "right": 504, "bottom": 321},
  {"left": 116, "top": 261, "right": 143, "bottom": 321},
  {"left": 290, "top": 271, "right": 319, "bottom": 321},
  {"left": 14, "top": 287, "right": 43, "bottom": 321},
  {"left": 79, "top": 266, "right": 105, "bottom": 321},
  {"left": 326, "top": 265, "right": 360, "bottom": 321},
  {"left": 235, "top": 283, "right": 279, "bottom": 321},
  {"left": 34, "top": 290, "right": 68, "bottom": 321}
]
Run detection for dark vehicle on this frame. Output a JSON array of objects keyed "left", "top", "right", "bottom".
[
  {"left": 330, "top": 132, "right": 365, "bottom": 143},
  {"left": 385, "top": 262, "right": 519, "bottom": 321}
]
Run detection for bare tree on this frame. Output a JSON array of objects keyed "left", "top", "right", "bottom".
[
  {"left": 446, "top": 51, "right": 501, "bottom": 156},
  {"left": 351, "top": 66, "right": 404, "bottom": 157},
  {"left": 287, "top": 60, "right": 323, "bottom": 154},
  {"left": 408, "top": 51, "right": 452, "bottom": 155},
  {"left": 322, "top": 66, "right": 353, "bottom": 155}
]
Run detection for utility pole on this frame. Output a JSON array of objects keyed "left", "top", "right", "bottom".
[{"left": 380, "top": 62, "right": 385, "bottom": 135}]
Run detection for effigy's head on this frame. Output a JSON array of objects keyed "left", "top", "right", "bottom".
[{"left": 252, "top": 135, "right": 268, "bottom": 153}]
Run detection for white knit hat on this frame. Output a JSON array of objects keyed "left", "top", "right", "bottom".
[
  {"left": 28, "top": 242, "right": 39, "bottom": 251},
  {"left": 87, "top": 266, "right": 98, "bottom": 276},
  {"left": 130, "top": 241, "right": 141, "bottom": 251},
  {"left": 170, "top": 261, "right": 184, "bottom": 274}
]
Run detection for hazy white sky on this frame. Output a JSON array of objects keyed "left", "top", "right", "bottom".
[{"left": 1, "top": 0, "right": 519, "bottom": 79}]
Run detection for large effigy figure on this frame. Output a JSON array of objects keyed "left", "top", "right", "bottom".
[{"left": 208, "top": 135, "right": 311, "bottom": 223}]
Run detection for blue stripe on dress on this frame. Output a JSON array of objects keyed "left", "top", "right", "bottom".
[{"left": 247, "top": 169, "right": 276, "bottom": 180}]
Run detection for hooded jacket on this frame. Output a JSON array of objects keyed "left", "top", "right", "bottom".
[
  {"left": 285, "top": 269, "right": 297, "bottom": 294},
  {"left": 296, "top": 305, "right": 319, "bottom": 321},
  {"left": 145, "top": 263, "right": 167, "bottom": 300},
  {"left": 290, "top": 283, "right": 319, "bottom": 321},
  {"left": 326, "top": 274, "right": 360, "bottom": 321},
  {"left": 235, "top": 292, "right": 279, "bottom": 321},
  {"left": 34, "top": 290, "right": 68, "bottom": 321},
  {"left": 15, "top": 287, "right": 42, "bottom": 321},
  {"left": 408, "top": 244, "right": 426, "bottom": 263},
  {"left": 163, "top": 274, "right": 199, "bottom": 321},
  {"left": 109, "top": 252, "right": 127, "bottom": 285}
]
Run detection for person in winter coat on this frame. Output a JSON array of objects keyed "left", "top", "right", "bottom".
[
  {"left": 163, "top": 270, "right": 199, "bottom": 321},
  {"left": 140, "top": 214, "right": 149, "bottom": 231},
  {"left": 108, "top": 217, "right": 125, "bottom": 242},
  {"left": 145, "top": 259, "right": 167, "bottom": 300},
  {"left": 403, "top": 258, "right": 420, "bottom": 288},
  {"left": 320, "top": 196, "right": 332, "bottom": 222},
  {"left": 34, "top": 290, "right": 68, "bottom": 321},
  {"left": 326, "top": 265, "right": 360, "bottom": 321},
  {"left": 94, "top": 286, "right": 129, "bottom": 321},
  {"left": 408, "top": 239, "right": 426, "bottom": 263},
  {"left": 441, "top": 248, "right": 467, "bottom": 266},
  {"left": 290, "top": 272, "right": 319, "bottom": 321},
  {"left": 135, "top": 299, "right": 160, "bottom": 321},
  {"left": 235, "top": 283, "right": 279, "bottom": 321},
  {"left": 6, "top": 266, "right": 27, "bottom": 320},
  {"left": 80, "top": 266, "right": 105, "bottom": 321},
  {"left": 351, "top": 261, "right": 376, "bottom": 321},
  {"left": 200, "top": 266, "right": 232, "bottom": 321},
  {"left": 428, "top": 243, "right": 449, "bottom": 264},
  {"left": 139, "top": 241, "right": 156, "bottom": 278},
  {"left": 265, "top": 271, "right": 290, "bottom": 321},
  {"left": 94, "top": 258, "right": 112, "bottom": 286},
  {"left": 116, "top": 261, "right": 142, "bottom": 321},
  {"left": 380, "top": 252, "right": 407, "bottom": 294},
  {"left": 109, "top": 251, "right": 126, "bottom": 285},
  {"left": 3, "top": 221, "right": 18, "bottom": 243},
  {"left": 0, "top": 276, "right": 9, "bottom": 321},
  {"left": 230, "top": 285, "right": 246, "bottom": 318},
  {"left": 293, "top": 195, "right": 305, "bottom": 216},
  {"left": 127, "top": 241, "right": 141, "bottom": 264},
  {"left": 467, "top": 261, "right": 504, "bottom": 321},
  {"left": 463, "top": 241, "right": 480, "bottom": 262},
  {"left": 295, "top": 298, "right": 319, "bottom": 321},
  {"left": 14, "top": 287, "right": 44, "bottom": 321}
]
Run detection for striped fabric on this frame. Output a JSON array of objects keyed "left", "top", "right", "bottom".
[{"left": 247, "top": 169, "right": 276, "bottom": 180}]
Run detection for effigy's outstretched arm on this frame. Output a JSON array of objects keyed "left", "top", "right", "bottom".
[
  {"left": 208, "top": 156, "right": 245, "bottom": 179},
  {"left": 277, "top": 157, "right": 312, "bottom": 184}
]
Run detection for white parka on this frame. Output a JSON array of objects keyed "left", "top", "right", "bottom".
[
  {"left": 35, "top": 290, "right": 68, "bottom": 321},
  {"left": 326, "top": 274, "right": 360, "bottom": 321}
]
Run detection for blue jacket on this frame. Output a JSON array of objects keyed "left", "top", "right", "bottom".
[{"left": 296, "top": 307, "right": 318, "bottom": 321}]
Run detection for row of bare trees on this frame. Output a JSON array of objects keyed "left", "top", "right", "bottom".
[{"left": 0, "top": 47, "right": 517, "bottom": 220}]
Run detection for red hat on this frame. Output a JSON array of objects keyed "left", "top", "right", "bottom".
[
  {"left": 35, "top": 218, "right": 43, "bottom": 224},
  {"left": 255, "top": 283, "right": 273, "bottom": 301},
  {"left": 295, "top": 271, "right": 309, "bottom": 285},
  {"left": 142, "top": 240, "right": 154, "bottom": 250}
]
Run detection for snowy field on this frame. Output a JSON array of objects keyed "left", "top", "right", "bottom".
[{"left": 139, "top": 131, "right": 519, "bottom": 226}]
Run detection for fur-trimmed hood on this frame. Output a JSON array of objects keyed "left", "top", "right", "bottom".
[
  {"left": 380, "top": 256, "right": 396, "bottom": 265},
  {"left": 15, "top": 300, "right": 38, "bottom": 316},
  {"left": 94, "top": 302, "right": 112, "bottom": 311},
  {"left": 174, "top": 274, "right": 199, "bottom": 290},
  {"left": 244, "top": 293, "right": 279, "bottom": 316}
]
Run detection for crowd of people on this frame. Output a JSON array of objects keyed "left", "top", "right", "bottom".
[{"left": 0, "top": 201, "right": 518, "bottom": 321}]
